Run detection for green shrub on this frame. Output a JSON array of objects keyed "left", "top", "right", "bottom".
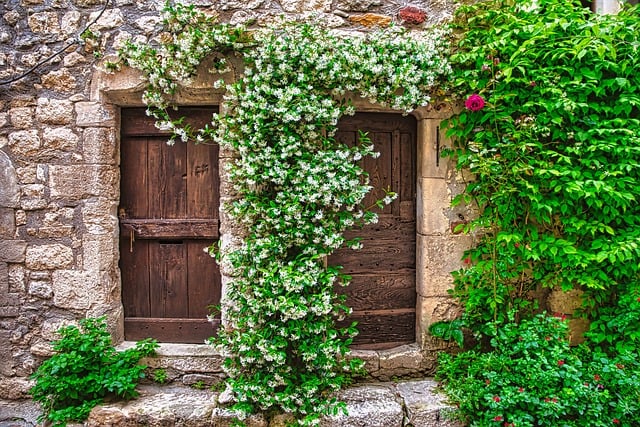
[
  {"left": 436, "top": 314, "right": 640, "bottom": 427},
  {"left": 30, "top": 317, "right": 158, "bottom": 426}
]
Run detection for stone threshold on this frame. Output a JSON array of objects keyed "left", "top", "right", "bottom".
[{"left": 83, "top": 379, "right": 463, "bottom": 427}]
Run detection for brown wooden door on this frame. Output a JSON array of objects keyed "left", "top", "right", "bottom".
[
  {"left": 330, "top": 113, "right": 417, "bottom": 350},
  {"left": 119, "top": 107, "right": 221, "bottom": 343}
]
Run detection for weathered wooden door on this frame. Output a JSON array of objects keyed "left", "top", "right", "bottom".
[
  {"left": 119, "top": 107, "right": 220, "bottom": 343},
  {"left": 330, "top": 112, "right": 417, "bottom": 350}
]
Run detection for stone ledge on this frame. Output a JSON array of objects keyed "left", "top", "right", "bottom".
[{"left": 79, "top": 379, "right": 463, "bottom": 427}]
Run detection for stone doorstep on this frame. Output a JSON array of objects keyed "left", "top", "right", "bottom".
[{"left": 84, "top": 379, "right": 464, "bottom": 427}]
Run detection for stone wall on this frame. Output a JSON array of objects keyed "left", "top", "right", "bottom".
[{"left": 0, "top": 0, "right": 463, "bottom": 412}]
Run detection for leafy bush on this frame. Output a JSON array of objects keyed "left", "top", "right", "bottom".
[
  {"left": 437, "top": 314, "right": 640, "bottom": 427},
  {"left": 436, "top": 1, "right": 640, "bottom": 425},
  {"left": 443, "top": 0, "right": 640, "bottom": 331},
  {"left": 30, "top": 317, "right": 158, "bottom": 426}
]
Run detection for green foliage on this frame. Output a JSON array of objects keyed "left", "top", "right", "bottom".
[
  {"left": 118, "top": 3, "right": 451, "bottom": 424},
  {"left": 30, "top": 317, "right": 158, "bottom": 426},
  {"left": 443, "top": 0, "right": 640, "bottom": 333},
  {"left": 152, "top": 368, "right": 168, "bottom": 384},
  {"left": 436, "top": 1, "right": 640, "bottom": 425},
  {"left": 429, "top": 319, "right": 465, "bottom": 347},
  {"left": 436, "top": 314, "right": 640, "bottom": 427}
]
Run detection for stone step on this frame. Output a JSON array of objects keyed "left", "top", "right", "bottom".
[{"left": 84, "top": 379, "right": 463, "bottom": 427}]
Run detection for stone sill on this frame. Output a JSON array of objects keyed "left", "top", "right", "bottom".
[
  {"left": 117, "top": 341, "right": 428, "bottom": 382},
  {"left": 117, "top": 341, "right": 220, "bottom": 357}
]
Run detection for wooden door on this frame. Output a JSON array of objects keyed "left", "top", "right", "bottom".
[
  {"left": 330, "top": 112, "right": 417, "bottom": 350},
  {"left": 119, "top": 107, "right": 220, "bottom": 343}
]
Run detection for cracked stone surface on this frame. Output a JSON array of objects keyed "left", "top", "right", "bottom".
[{"left": 0, "top": 380, "right": 463, "bottom": 426}]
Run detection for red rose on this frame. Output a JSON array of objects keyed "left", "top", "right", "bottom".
[{"left": 465, "top": 94, "right": 485, "bottom": 112}]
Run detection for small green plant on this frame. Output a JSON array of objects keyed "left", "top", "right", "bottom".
[
  {"left": 436, "top": 314, "right": 640, "bottom": 426},
  {"left": 152, "top": 368, "right": 168, "bottom": 384},
  {"left": 30, "top": 317, "right": 158, "bottom": 426},
  {"left": 429, "top": 318, "right": 465, "bottom": 348}
]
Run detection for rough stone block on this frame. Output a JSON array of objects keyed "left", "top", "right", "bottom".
[
  {"left": 7, "top": 130, "right": 41, "bottom": 157},
  {"left": 86, "top": 385, "right": 219, "bottom": 427},
  {"left": 142, "top": 354, "right": 224, "bottom": 374},
  {"left": 416, "top": 295, "right": 462, "bottom": 349},
  {"left": 42, "top": 127, "right": 79, "bottom": 151},
  {"left": 378, "top": 344, "right": 423, "bottom": 378},
  {"left": 82, "top": 198, "right": 118, "bottom": 235},
  {"left": 417, "top": 177, "right": 450, "bottom": 235},
  {"left": 41, "top": 69, "right": 77, "bottom": 92},
  {"left": 0, "top": 151, "right": 20, "bottom": 208},
  {"left": 0, "top": 240, "right": 26, "bottom": 262},
  {"left": 27, "top": 12, "right": 59, "bottom": 34},
  {"left": 396, "top": 379, "right": 463, "bottom": 427},
  {"left": 0, "top": 208, "right": 15, "bottom": 238},
  {"left": 49, "top": 165, "right": 118, "bottom": 200},
  {"left": 8, "top": 107, "right": 34, "bottom": 129},
  {"left": 83, "top": 127, "right": 118, "bottom": 165},
  {"left": 281, "top": 0, "right": 331, "bottom": 13},
  {"left": 547, "top": 287, "right": 584, "bottom": 315},
  {"left": 0, "top": 262, "right": 7, "bottom": 293},
  {"left": 51, "top": 270, "right": 101, "bottom": 309},
  {"left": 88, "top": 9, "right": 124, "bottom": 31},
  {"left": 75, "top": 101, "right": 115, "bottom": 127},
  {"left": 0, "top": 377, "right": 33, "bottom": 400},
  {"left": 417, "top": 234, "right": 473, "bottom": 278},
  {"left": 335, "top": 0, "right": 381, "bottom": 12},
  {"left": 417, "top": 119, "right": 451, "bottom": 179},
  {"left": 20, "top": 184, "right": 47, "bottom": 210},
  {"left": 0, "top": 397, "right": 41, "bottom": 426},
  {"left": 82, "top": 235, "right": 117, "bottom": 272},
  {"left": 321, "top": 385, "right": 403, "bottom": 427},
  {"left": 36, "top": 98, "right": 73, "bottom": 125},
  {"left": 28, "top": 280, "right": 53, "bottom": 299},
  {"left": 348, "top": 13, "right": 392, "bottom": 27},
  {"left": 25, "top": 244, "right": 73, "bottom": 269},
  {"left": 7, "top": 264, "right": 25, "bottom": 293},
  {"left": 349, "top": 348, "right": 380, "bottom": 373},
  {"left": 417, "top": 273, "right": 453, "bottom": 298}
]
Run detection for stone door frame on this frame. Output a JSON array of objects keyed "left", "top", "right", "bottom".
[{"left": 90, "top": 60, "right": 469, "bottom": 375}]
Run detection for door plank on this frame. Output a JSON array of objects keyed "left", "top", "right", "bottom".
[
  {"left": 120, "top": 219, "right": 219, "bottom": 239},
  {"left": 187, "top": 143, "right": 219, "bottom": 219},
  {"left": 120, "top": 239, "right": 151, "bottom": 317},
  {"left": 148, "top": 239, "right": 188, "bottom": 318},
  {"left": 187, "top": 240, "right": 221, "bottom": 318},
  {"left": 124, "top": 317, "right": 219, "bottom": 344}
]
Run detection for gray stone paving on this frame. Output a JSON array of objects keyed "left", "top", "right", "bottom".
[{"left": 1, "top": 379, "right": 463, "bottom": 427}]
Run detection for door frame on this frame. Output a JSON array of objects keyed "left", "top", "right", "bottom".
[{"left": 93, "top": 62, "right": 469, "bottom": 374}]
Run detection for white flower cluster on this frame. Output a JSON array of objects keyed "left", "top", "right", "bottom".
[{"left": 119, "top": 8, "right": 451, "bottom": 425}]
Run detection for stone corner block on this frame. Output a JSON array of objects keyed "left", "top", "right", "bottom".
[{"left": 75, "top": 102, "right": 116, "bottom": 127}]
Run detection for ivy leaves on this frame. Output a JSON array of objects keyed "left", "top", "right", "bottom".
[{"left": 445, "top": 0, "right": 640, "bottom": 336}]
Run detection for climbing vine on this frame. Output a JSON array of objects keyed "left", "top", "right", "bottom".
[{"left": 118, "top": 3, "right": 451, "bottom": 424}]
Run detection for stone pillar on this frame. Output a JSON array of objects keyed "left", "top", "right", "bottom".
[{"left": 415, "top": 118, "right": 468, "bottom": 348}]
